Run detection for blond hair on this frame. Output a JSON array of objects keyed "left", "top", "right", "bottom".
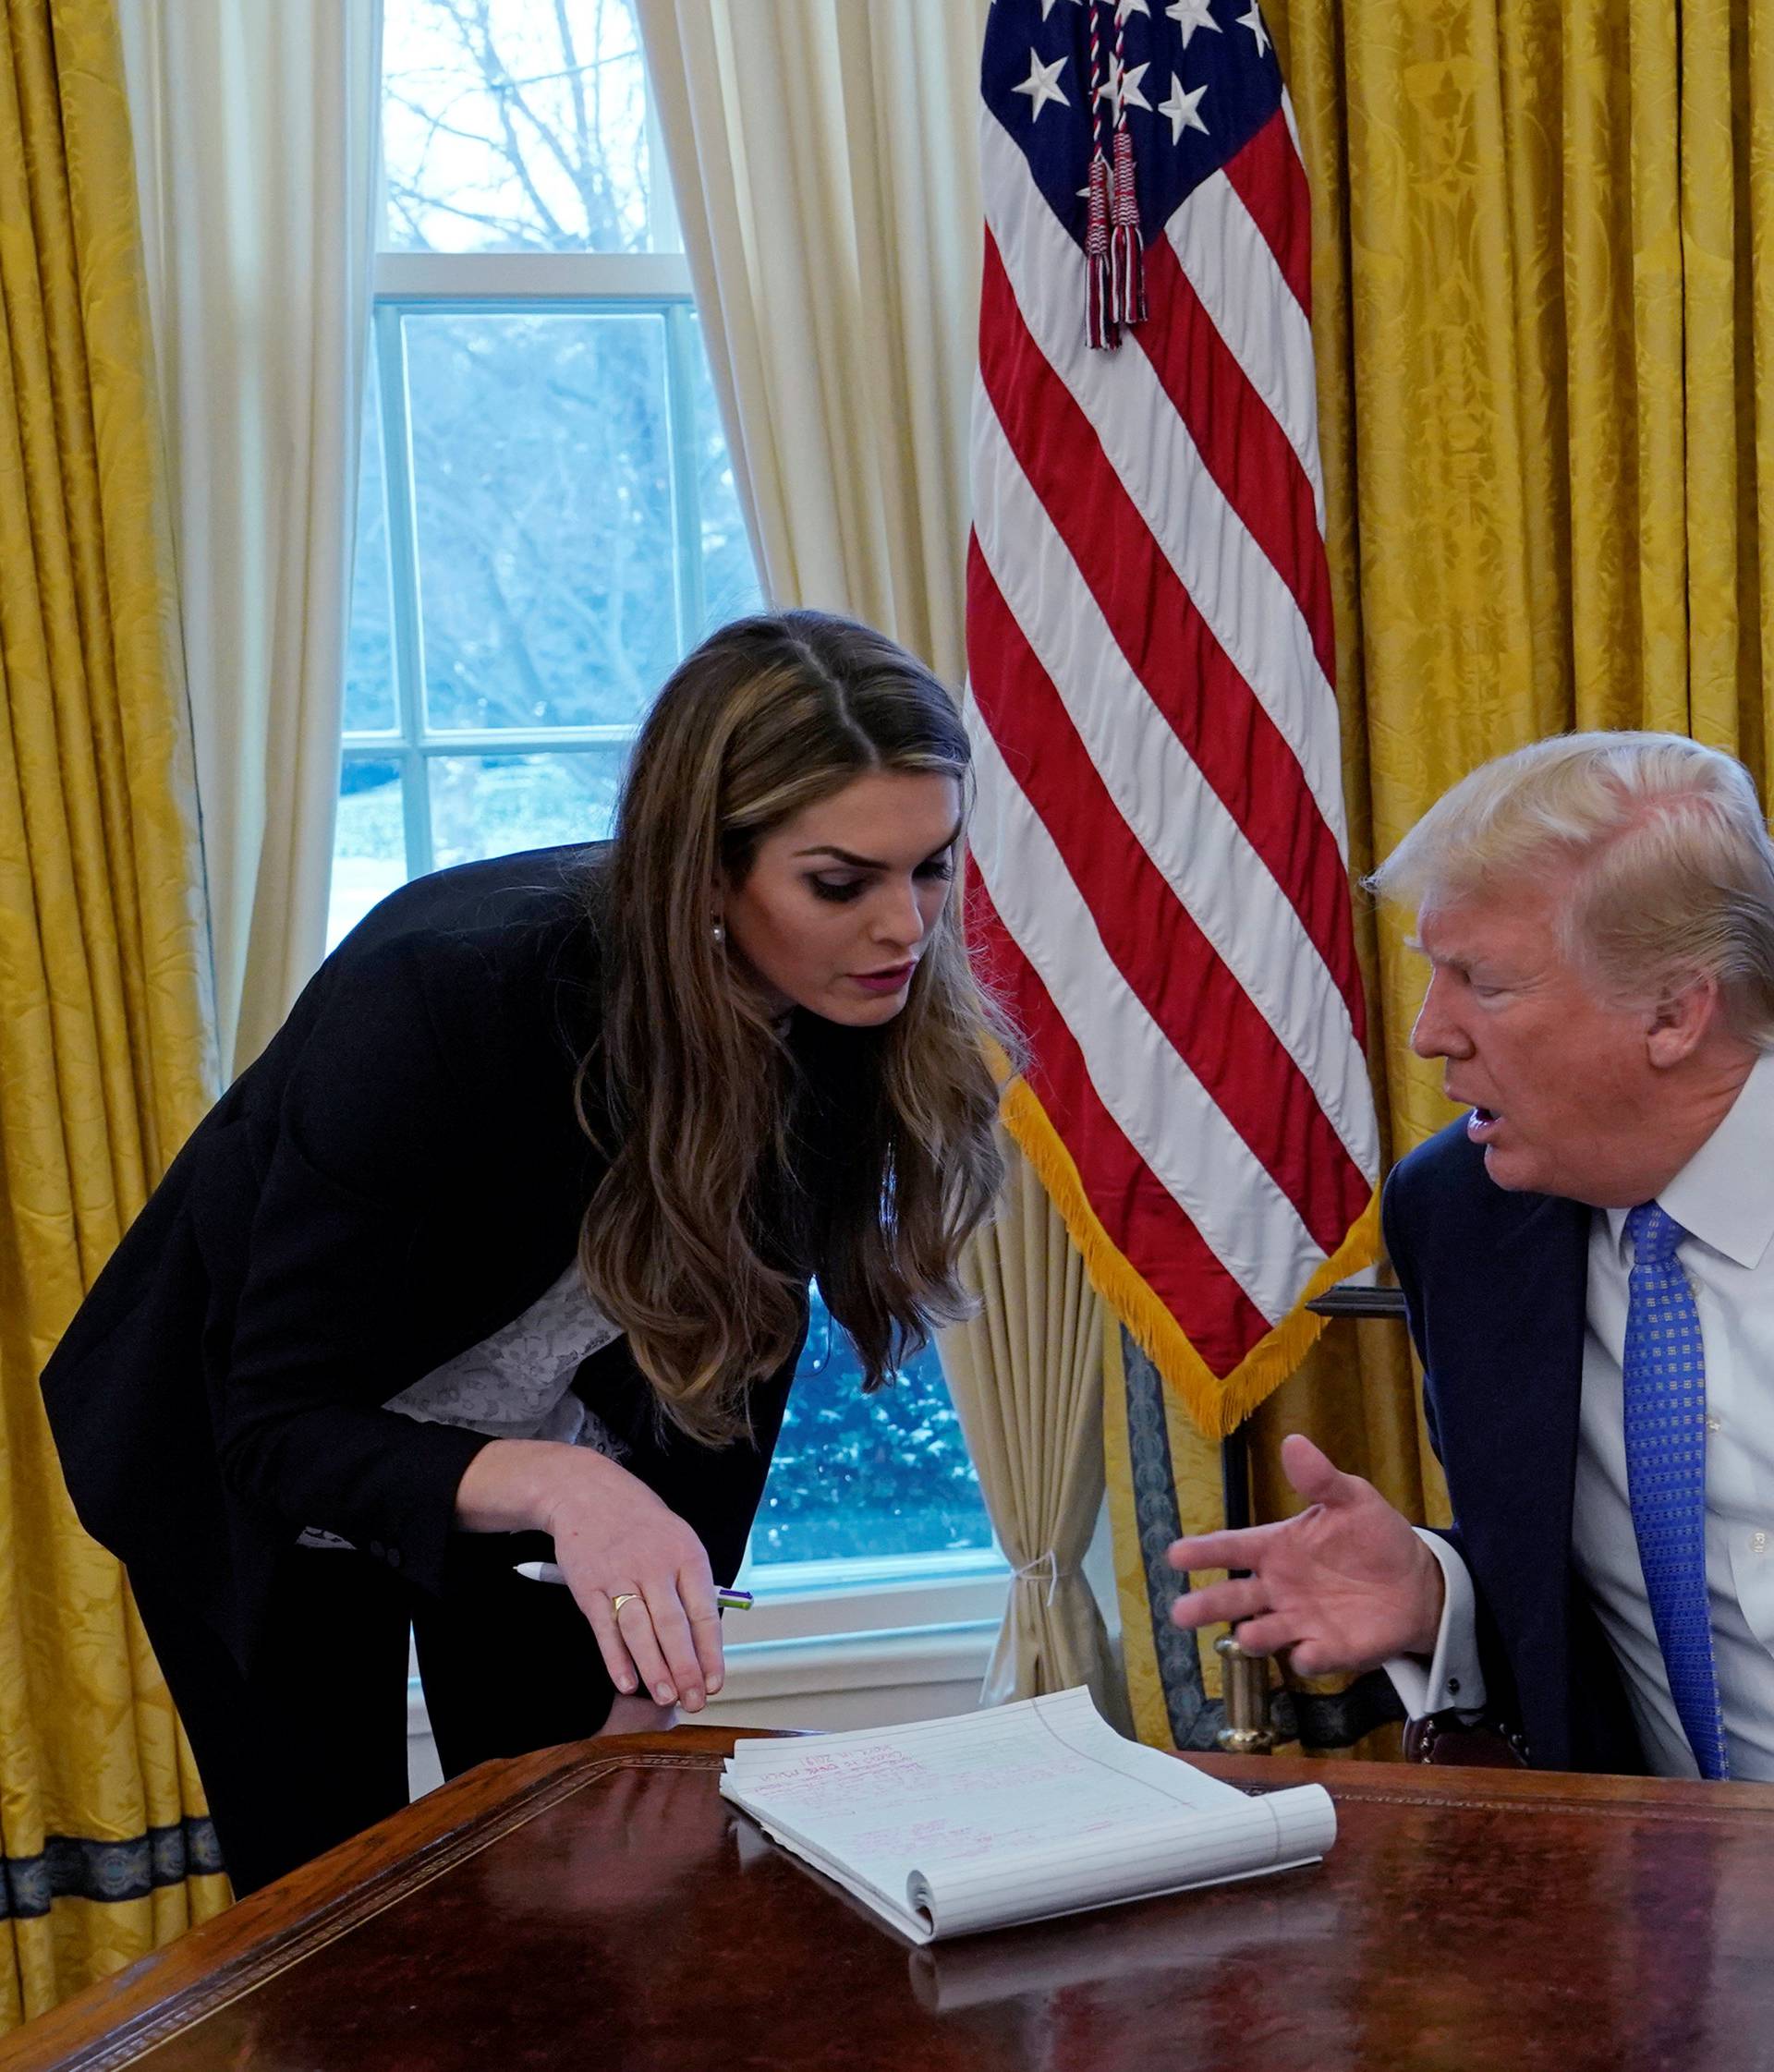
[
  {"left": 578, "top": 611, "right": 1010, "bottom": 1444},
  {"left": 1368, "top": 731, "right": 1774, "bottom": 1044}
]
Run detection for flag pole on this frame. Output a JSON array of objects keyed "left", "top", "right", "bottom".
[{"left": 1214, "top": 1420, "right": 1277, "bottom": 1752}]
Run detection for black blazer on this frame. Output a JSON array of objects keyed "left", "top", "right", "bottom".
[
  {"left": 1382, "top": 1120, "right": 1646, "bottom": 1773},
  {"left": 41, "top": 844, "right": 798, "bottom": 1669}
]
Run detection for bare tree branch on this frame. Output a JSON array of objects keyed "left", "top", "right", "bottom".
[
  {"left": 552, "top": 0, "right": 595, "bottom": 178},
  {"left": 385, "top": 186, "right": 561, "bottom": 248},
  {"left": 453, "top": 0, "right": 581, "bottom": 242},
  {"left": 401, "top": 1, "right": 650, "bottom": 248}
]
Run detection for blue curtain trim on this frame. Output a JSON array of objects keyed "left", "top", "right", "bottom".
[
  {"left": 1120, "top": 1327, "right": 1229, "bottom": 1751},
  {"left": 1, "top": 1818, "right": 225, "bottom": 1921}
]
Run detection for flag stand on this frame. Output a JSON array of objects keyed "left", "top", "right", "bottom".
[{"left": 1213, "top": 1421, "right": 1278, "bottom": 1753}]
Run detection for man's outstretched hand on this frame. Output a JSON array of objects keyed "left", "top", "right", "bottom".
[{"left": 1166, "top": 1434, "right": 1445, "bottom": 1676}]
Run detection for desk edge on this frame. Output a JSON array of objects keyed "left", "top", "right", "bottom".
[{"left": 0, "top": 1735, "right": 728, "bottom": 2072}]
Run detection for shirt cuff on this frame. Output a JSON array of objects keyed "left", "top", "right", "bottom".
[{"left": 1382, "top": 1529, "right": 1487, "bottom": 1720}]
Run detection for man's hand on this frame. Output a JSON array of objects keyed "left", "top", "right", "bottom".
[{"left": 1166, "top": 1434, "right": 1446, "bottom": 1675}]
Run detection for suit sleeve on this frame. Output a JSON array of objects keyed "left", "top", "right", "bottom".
[
  {"left": 1380, "top": 1153, "right": 1525, "bottom": 1733},
  {"left": 215, "top": 934, "right": 501, "bottom": 1596}
]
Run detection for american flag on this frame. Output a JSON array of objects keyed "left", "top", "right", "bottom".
[{"left": 966, "top": 0, "right": 1380, "bottom": 1437}]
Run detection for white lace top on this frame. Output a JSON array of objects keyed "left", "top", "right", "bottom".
[
  {"left": 296, "top": 1261, "right": 626, "bottom": 1550},
  {"left": 386, "top": 1258, "right": 627, "bottom": 1453}
]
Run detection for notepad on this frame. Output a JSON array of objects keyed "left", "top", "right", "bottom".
[{"left": 719, "top": 1686, "right": 1336, "bottom": 1945}]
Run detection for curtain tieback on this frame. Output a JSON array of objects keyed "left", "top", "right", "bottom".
[{"left": 1012, "top": 1550, "right": 1073, "bottom": 1609}]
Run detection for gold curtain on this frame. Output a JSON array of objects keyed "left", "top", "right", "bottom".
[
  {"left": 1239, "top": 0, "right": 1774, "bottom": 1605},
  {"left": 0, "top": 0, "right": 226, "bottom": 2030}
]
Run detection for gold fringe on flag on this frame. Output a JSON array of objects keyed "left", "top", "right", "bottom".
[{"left": 999, "top": 1072, "right": 1382, "bottom": 1442}]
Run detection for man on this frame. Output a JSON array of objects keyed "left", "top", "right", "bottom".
[{"left": 1170, "top": 731, "right": 1774, "bottom": 1780}]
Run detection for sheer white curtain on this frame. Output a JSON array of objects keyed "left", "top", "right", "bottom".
[
  {"left": 940, "top": 1147, "right": 1124, "bottom": 1721},
  {"left": 116, "top": 0, "right": 382, "bottom": 1077},
  {"left": 638, "top": 0, "right": 1120, "bottom": 1712},
  {"left": 636, "top": 0, "right": 984, "bottom": 687}
]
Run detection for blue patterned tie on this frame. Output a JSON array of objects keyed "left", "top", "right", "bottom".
[{"left": 1622, "top": 1202, "right": 1729, "bottom": 1781}]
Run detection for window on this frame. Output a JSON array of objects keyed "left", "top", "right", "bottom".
[
  {"left": 332, "top": 0, "right": 750, "bottom": 943},
  {"left": 340, "top": 2, "right": 1002, "bottom": 1655}
]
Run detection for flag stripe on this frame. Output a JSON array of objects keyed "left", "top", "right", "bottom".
[
  {"left": 969, "top": 881, "right": 1270, "bottom": 1376},
  {"left": 1219, "top": 103, "right": 1312, "bottom": 317},
  {"left": 1135, "top": 231, "right": 1335, "bottom": 685},
  {"left": 977, "top": 233, "right": 1367, "bottom": 1042},
  {"left": 966, "top": 697, "right": 1324, "bottom": 1322},
  {"left": 1164, "top": 165, "right": 1324, "bottom": 528},
  {"left": 965, "top": 454, "right": 1378, "bottom": 1171},
  {"left": 967, "top": 549, "right": 1371, "bottom": 1247},
  {"left": 981, "top": 115, "right": 1344, "bottom": 845}
]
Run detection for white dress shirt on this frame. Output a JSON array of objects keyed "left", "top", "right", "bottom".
[{"left": 1390, "top": 1047, "right": 1774, "bottom": 1779}]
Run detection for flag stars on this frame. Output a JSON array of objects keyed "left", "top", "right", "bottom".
[
  {"left": 1116, "top": 0, "right": 1152, "bottom": 18},
  {"left": 1014, "top": 48, "right": 1071, "bottom": 121},
  {"left": 1097, "top": 57, "right": 1152, "bottom": 118},
  {"left": 1160, "top": 75, "right": 1209, "bottom": 142},
  {"left": 1166, "top": 0, "right": 1221, "bottom": 45},
  {"left": 1238, "top": 3, "right": 1271, "bottom": 55},
  {"left": 1038, "top": 0, "right": 1084, "bottom": 17}
]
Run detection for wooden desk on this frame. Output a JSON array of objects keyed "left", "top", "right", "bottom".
[{"left": 7, "top": 1731, "right": 1773, "bottom": 2072}]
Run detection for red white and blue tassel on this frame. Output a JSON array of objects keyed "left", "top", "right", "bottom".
[
  {"left": 1085, "top": 2, "right": 1145, "bottom": 349},
  {"left": 1085, "top": 1, "right": 1117, "bottom": 348},
  {"left": 1108, "top": 1, "right": 1146, "bottom": 331}
]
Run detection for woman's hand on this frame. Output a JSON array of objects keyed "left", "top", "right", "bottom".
[
  {"left": 455, "top": 1440, "right": 724, "bottom": 1712},
  {"left": 596, "top": 1692, "right": 679, "bottom": 1738}
]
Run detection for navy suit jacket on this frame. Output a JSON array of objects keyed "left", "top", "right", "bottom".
[
  {"left": 40, "top": 844, "right": 800, "bottom": 1672},
  {"left": 1382, "top": 1119, "right": 1648, "bottom": 1774}
]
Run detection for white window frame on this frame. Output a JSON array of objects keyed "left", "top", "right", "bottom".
[{"left": 346, "top": 247, "right": 714, "bottom": 878}]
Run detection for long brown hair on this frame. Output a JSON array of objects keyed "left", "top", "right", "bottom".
[{"left": 578, "top": 611, "right": 1009, "bottom": 1444}]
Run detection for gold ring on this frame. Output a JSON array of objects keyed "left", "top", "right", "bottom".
[{"left": 612, "top": 1592, "right": 641, "bottom": 1617}]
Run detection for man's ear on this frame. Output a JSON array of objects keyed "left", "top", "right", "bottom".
[{"left": 1646, "top": 973, "right": 1719, "bottom": 1068}]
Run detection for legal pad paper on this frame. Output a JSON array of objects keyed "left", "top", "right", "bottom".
[{"left": 719, "top": 1686, "right": 1336, "bottom": 1944}]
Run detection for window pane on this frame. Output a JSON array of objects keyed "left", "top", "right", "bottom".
[
  {"left": 404, "top": 310, "right": 678, "bottom": 732},
  {"left": 344, "top": 375, "right": 397, "bottom": 733},
  {"left": 429, "top": 750, "right": 627, "bottom": 869},
  {"left": 748, "top": 1288, "right": 996, "bottom": 1568},
  {"left": 328, "top": 759, "right": 407, "bottom": 950},
  {"left": 382, "top": 0, "right": 678, "bottom": 255}
]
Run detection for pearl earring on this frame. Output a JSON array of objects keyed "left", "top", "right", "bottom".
[{"left": 711, "top": 919, "right": 725, "bottom": 947}]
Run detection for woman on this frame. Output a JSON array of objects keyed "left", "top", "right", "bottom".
[{"left": 41, "top": 611, "right": 1008, "bottom": 1895}]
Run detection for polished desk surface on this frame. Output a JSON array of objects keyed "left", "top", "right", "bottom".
[{"left": 7, "top": 1727, "right": 1774, "bottom": 2072}]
